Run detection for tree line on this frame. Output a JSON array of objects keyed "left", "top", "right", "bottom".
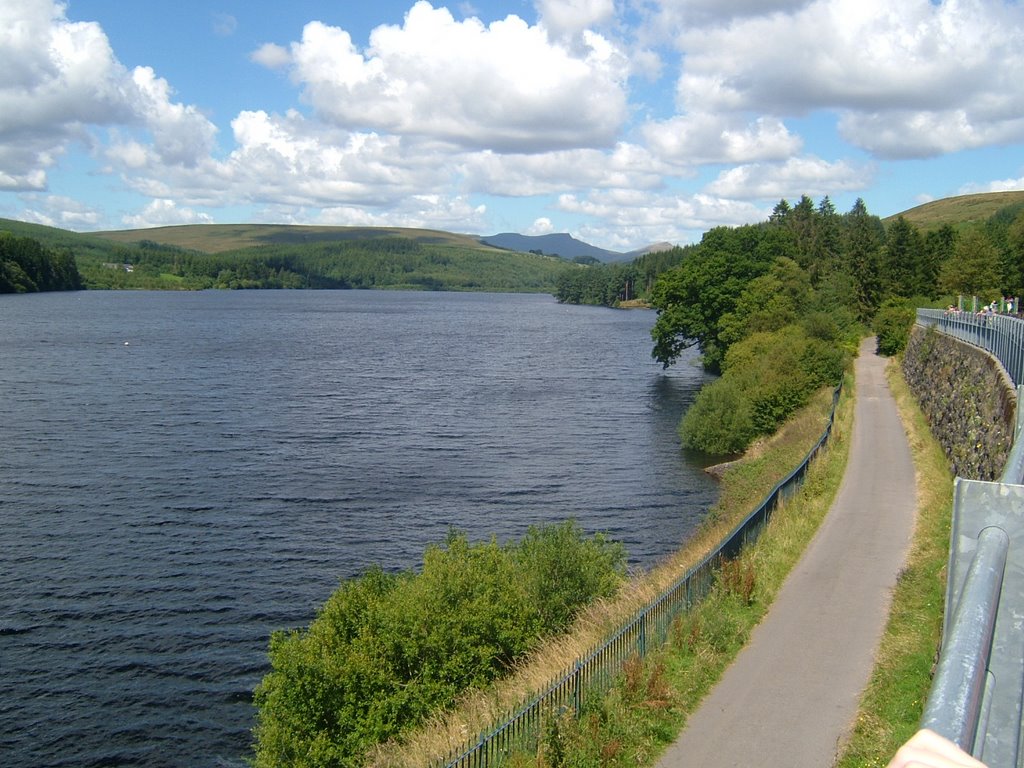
[
  {"left": 0, "top": 232, "right": 82, "bottom": 293},
  {"left": 557, "top": 194, "right": 1024, "bottom": 455}
]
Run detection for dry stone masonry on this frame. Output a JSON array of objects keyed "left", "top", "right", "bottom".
[{"left": 902, "top": 325, "right": 1016, "bottom": 481}]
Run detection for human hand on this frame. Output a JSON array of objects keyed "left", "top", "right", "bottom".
[{"left": 886, "top": 729, "right": 987, "bottom": 768}]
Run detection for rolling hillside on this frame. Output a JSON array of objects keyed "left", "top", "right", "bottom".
[
  {"left": 0, "top": 217, "right": 575, "bottom": 293},
  {"left": 91, "top": 223, "right": 502, "bottom": 255},
  {"left": 6, "top": 188, "right": 1024, "bottom": 295},
  {"left": 887, "top": 190, "right": 1024, "bottom": 230}
]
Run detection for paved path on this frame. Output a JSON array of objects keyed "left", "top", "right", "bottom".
[{"left": 655, "top": 337, "right": 918, "bottom": 768}]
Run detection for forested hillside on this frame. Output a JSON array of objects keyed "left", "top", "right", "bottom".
[
  {"left": 0, "top": 232, "right": 82, "bottom": 293},
  {"left": 0, "top": 219, "right": 573, "bottom": 294},
  {"left": 79, "top": 237, "right": 570, "bottom": 292}
]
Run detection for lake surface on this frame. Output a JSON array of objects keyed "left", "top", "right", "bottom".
[{"left": 0, "top": 290, "right": 717, "bottom": 767}]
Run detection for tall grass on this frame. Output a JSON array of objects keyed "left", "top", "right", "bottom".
[{"left": 367, "top": 380, "right": 852, "bottom": 768}]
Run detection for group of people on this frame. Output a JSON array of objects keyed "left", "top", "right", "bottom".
[{"left": 944, "top": 297, "right": 1018, "bottom": 317}]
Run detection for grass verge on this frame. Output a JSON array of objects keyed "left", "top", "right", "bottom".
[
  {"left": 834, "top": 360, "right": 952, "bottom": 767},
  {"left": 368, "top": 376, "right": 853, "bottom": 768}
]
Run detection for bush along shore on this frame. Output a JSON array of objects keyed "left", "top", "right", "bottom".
[{"left": 252, "top": 522, "right": 626, "bottom": 768}]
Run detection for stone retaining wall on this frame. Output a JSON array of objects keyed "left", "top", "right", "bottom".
[{"left": 901, "top": 325, "right": 1016, "bottom": 481}]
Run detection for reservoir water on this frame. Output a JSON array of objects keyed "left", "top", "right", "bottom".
[{"left": 0, "top": 290, "right": 717, "bottom": 767}]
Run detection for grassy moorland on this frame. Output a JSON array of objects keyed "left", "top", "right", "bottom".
[
  {"left": 91, "top": 222, "right": 499, "bottom": 254},
  {"left": 889, "top": 190, "right": 1024, "bottom": 231}
]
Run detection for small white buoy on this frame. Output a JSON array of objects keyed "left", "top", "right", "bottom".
[{"left": 124, "top": 341, "right": 130, "bottom": 346}]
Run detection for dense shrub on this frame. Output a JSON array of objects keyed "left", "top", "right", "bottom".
[
  {"left": 874, "top": 303, "right": 916, "bottom": 356},
  {"left": 678, "top": 378, "right": 757, "bottom": 455},
  {"left": 680, "top": 326, "right": 847, "bottom": 455},
  {"left": 253, "top": 522, "right": 626, "bottom": 768}
]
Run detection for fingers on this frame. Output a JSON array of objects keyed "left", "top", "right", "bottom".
[{"left": 886, "top": 729, "right": 988, "bottom": 768}]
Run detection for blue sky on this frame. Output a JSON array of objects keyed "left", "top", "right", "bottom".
[{"left": 2, "top": 0, "right": 1024, "bottom": 251}]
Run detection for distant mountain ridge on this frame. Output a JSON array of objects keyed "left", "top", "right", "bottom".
[
  {"left": 0, "top": 217, "right": 673, "bottom": 265},
  {"left": 482, "top": 232, "right": 634, "bottom": 262}
]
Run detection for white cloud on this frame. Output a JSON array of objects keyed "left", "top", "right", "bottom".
[
  {"left": 250, "top": 42, "right": 291, "bottom": 69},
  {"left": 650, "top": 0, "right": 812, "bottom": 31},
  {"left": 958, "top": 177, "right": 1024, "bottom": 195},
  {"left": 642, "top": 114, "right": 802, "bottom": 166},
  {"left": 535, "top": 0, "right": 615, "bottom": 37},
  {"left": 212, "top": 13, "right": 237, "bottom": 37},
  {"left": 127, "top": 67, "right": 218, "bottom": 166},
  {"left": 528, "top": 217, "right": 555, "bottom": 235},
  {"left": 704, "top": 155, "right": 872, "bottom": 199},
  {"left": 557, "top": 189, "right": 769, "bottom": 246},
  {"left": 260, "top": 1, "right": 629, "bottom": 152},
  {"left": 122, "top": 199, "right": 214, "bottom": 228},
  {"left": 0, "top": 0, "right": 127, "bottom": 188},
  {"left": 839, "top": 110, "right": 1024, "bottom": 160},
  {"left": 304, "top": 194, "right": 488, "bottom": 232},
  {"left": 0, "top": 0, "right": 218, "bottom": 190},
  {"left": 225, "top": 110, "right": 447, "bottom": 206},
  {"left": 665, "top": 0, "right": 1024, "bottom": 157},
  {"left": 463, "top": 142, "right": 666, "bottom": 196},
  {"left": 16, "top": 194, "right": 104, "bottom": 229}
]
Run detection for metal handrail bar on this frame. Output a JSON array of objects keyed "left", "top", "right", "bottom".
[
  {"left": 920, "top": 526, "right": 1009, "bottom": 753},
  {"left": 1000, "top": 385, "right": 1024, "bottom": 485}
]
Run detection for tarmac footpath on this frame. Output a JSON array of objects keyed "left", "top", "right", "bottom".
[{"left": 655, "top": 337, "right": 918, "bottom": 768}]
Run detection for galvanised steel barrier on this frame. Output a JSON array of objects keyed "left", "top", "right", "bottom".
[
  {"left": 917, "top": 308, "right": 1024, "bottom": 387},
  {"left": 921, "top": 478, "right": 1024, "bottom": 765},
  {"left": 1001, "top": 386, "right": 1024, "bottom": 486},
  {"left": 436, "top": 384, "right": 843, "bottom": 768},
  {"left": 916, "top": 313, "right": 1024, "bottom": 765}
]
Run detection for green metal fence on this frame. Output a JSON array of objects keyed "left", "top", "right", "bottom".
[{"left": 436, "top": 383, "right": 844, "bottom": 768}]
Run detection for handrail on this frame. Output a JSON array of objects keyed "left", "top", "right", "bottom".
[
  {"left": 915, "top": 313, "right": 1024, "bottom": 766},
  {"left": 1000, "top": 385, "right": 1024, "bottom": 485},
  {"left": 920, "top": 526, "right": 1008, "bottom": 752}
]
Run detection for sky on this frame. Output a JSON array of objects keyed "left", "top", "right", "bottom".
[{"left": 2, "top": 0, "right": 1024, "bottom": 251}]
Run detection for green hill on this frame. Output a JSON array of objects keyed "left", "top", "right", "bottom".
[
  {"left": 886, "top": 190, "right": 1024, "bottom": 231},
  {"left": 0, "top": 218, "right": 571, "bottom": 293},
  {"left": 91, "top": 223, "right": 497, "bottom": 254},
  {"left": 6, "top": 189, "right": 1024, "bottom": 294}
]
